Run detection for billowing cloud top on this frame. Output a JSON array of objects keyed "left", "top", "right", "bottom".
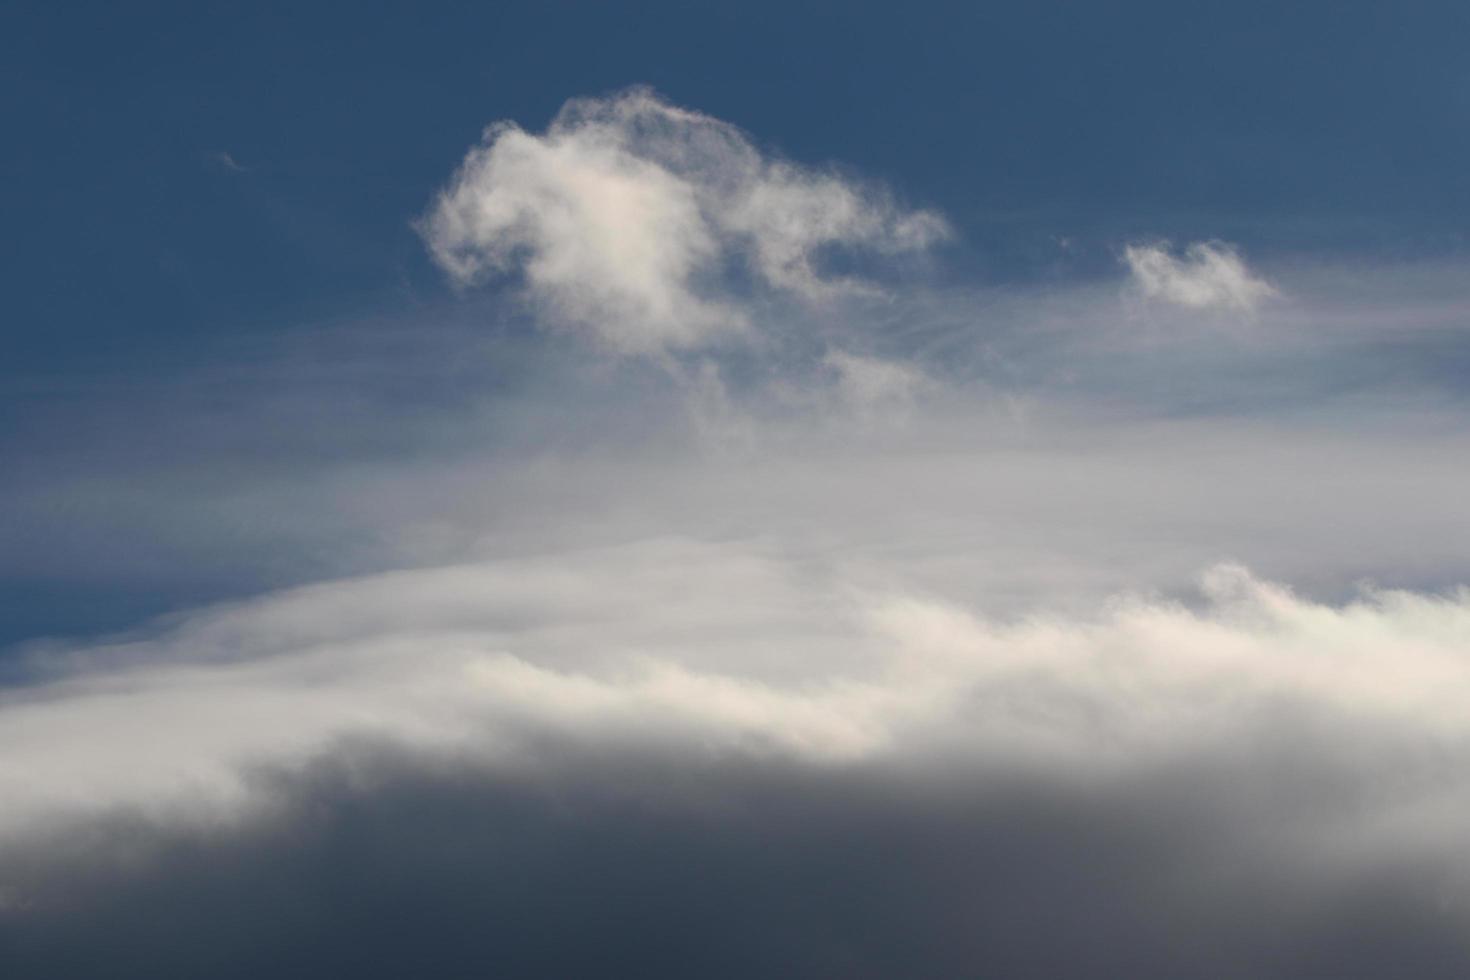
[
  {"left": 3, "top": 546, "right": 1470, "bottom": 838},
  {"left": 420, "top": 88, "right": 949, "bottom": 354}
]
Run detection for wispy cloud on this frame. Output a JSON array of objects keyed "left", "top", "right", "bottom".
[
  {"left": 820, "top": 349, "right": 930, "bottom": 418},
  {"left": 1123, "top": 240, "right": 1277, "bottom": 312},
  {"left": 204, "top": 150, "right": 247, "bottom": 174}
]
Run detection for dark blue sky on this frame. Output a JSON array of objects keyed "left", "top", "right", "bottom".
[
  {"left": 3, "top": 0, "right": 1470, "bottom": 647},
  {"left": 5, "top": 0, "right": 1468, "bottom": 374}
]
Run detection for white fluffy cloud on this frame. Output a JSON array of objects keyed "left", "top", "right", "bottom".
[
  {"left": 1124, "top": 240, "right": 1277, "bottom": 312},
  {"left": 420, "top": 88, "right": 948, "bottom": 354}
]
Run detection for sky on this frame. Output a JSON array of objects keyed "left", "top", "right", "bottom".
[{"left": 4, "top": 2, "right": 1470, "bottom": 975}]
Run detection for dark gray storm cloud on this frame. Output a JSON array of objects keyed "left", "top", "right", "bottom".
[{"left": 4, "top": 737, "right": 1469, "bottom": 979}]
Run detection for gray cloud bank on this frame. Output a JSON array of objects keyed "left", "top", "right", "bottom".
[
  {"left": 5, "top": 89, "right": 1470, "bottom": 976},
  {"left": 5, "top": 740, "right": 1469, "bottom": 978}
]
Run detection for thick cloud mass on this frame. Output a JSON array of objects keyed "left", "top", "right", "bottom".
[
  {"left": 6, "top": 89, "right": 1470, "bottom": 977},
  {"left": 4, "top": 543, "right": 1470, "bottom": 975}
]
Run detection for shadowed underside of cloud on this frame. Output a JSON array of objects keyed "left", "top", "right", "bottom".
[{"left": 4, "top": 740, "right": 1470, "bottom": 978}]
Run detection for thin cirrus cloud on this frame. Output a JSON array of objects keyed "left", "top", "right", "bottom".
[
  {"left": 419, "top": 87, "right": 949, "bottom": 354},
  {"left": 1123, "top": 240, "right": 1278, "bottom": 312}
]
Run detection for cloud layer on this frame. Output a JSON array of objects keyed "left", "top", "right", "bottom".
[{"left": 4, "top": 542, "right": 1469, "bottom": 843}]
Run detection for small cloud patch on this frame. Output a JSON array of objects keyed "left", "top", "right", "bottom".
[{"left": 1124, "top": 241, "right": 1277, "bottom": 312}]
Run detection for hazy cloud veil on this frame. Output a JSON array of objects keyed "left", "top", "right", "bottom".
[{"left": 4, "top": 87, "right": 1470, "bottom": 977}]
